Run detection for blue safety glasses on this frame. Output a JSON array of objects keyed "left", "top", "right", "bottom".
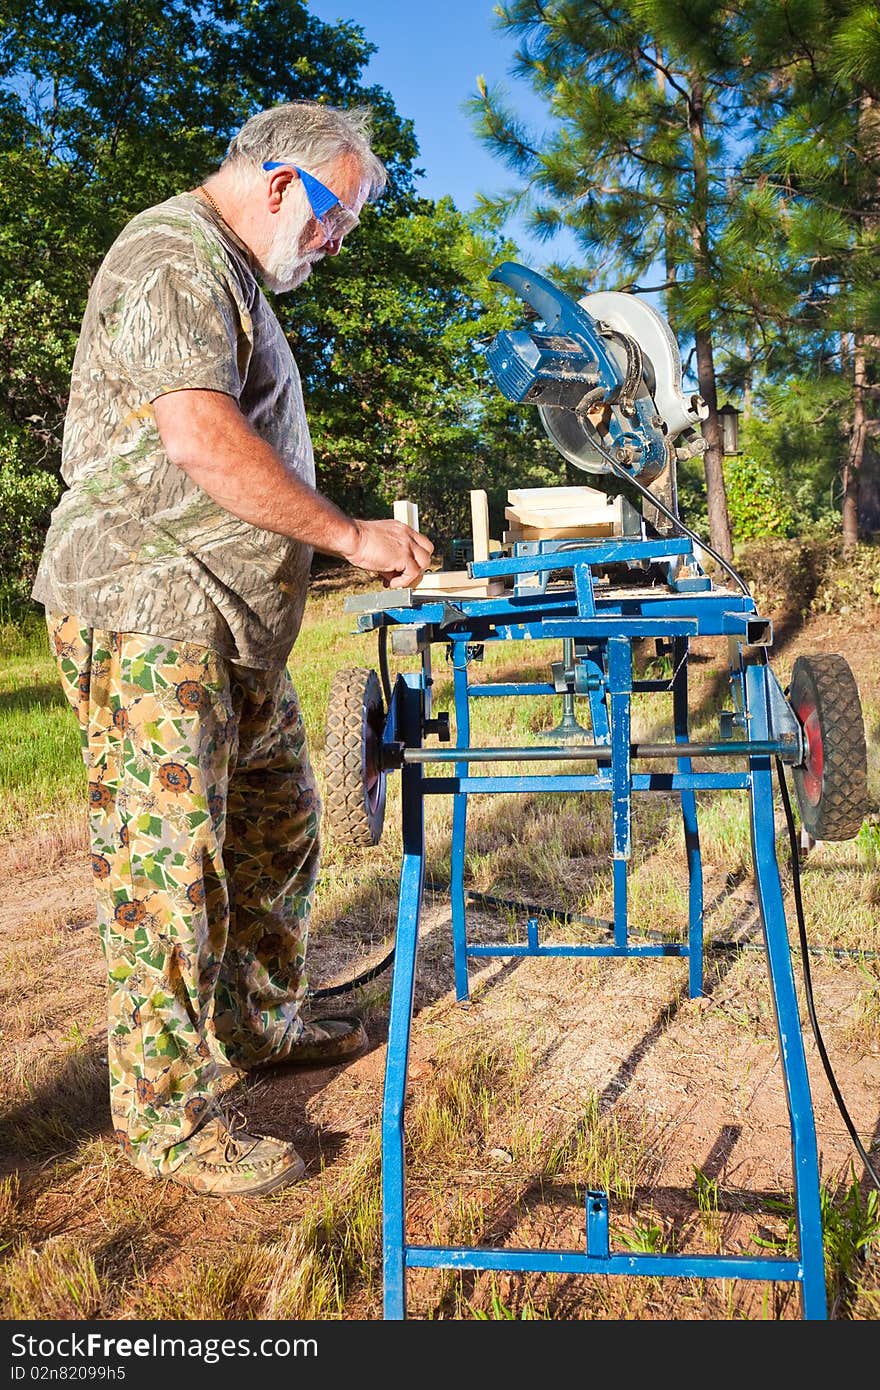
[{"left": 262, "top": 161, "right": 359, "bottom": 238}]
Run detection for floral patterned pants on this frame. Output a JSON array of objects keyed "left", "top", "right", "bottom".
[{"left": 47, "top": 614, "right": 321, "bottom": 1177}]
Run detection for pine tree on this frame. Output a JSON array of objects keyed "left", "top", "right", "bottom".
[
  {"left": 745, "top": 0, "right": 880, "bottom": 547},
  {"left": 469, "top": 0, "right": 801, "bottom": 560}
]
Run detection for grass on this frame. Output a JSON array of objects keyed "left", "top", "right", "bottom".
[
  {"left": 0, "top": 1042, "right": 108, "bottom": 1160},
  {"left": 823, "top": 1171, "right": 880, "bottom": 1317},
  {"left": 0, "top": 614, "right": 85, "bottom": 837},
  {"left": 0, "top": 1236, "right": 103, "bottom": 1319},
  {"left": 542, "top": 1092, "right": 658, "bottom": 1206},
  {"left": 693, "top": 1167, "right": 724, "bottom": 1252},
  {"left": 2, "top": 576, "right": 879, "bottom": 1321},
  {"left": 843, "top": 964, "right": 880, "bottom": 1049},
  {"left": 743, "top": 1173, "right": 880, "bottom": 1317},
  {"left": 467, "top": 1279, "right": 552, "bottom": 1319},
  {"left": 617, "top": 1217, "right": 672, "bottom": 1254},
  {"left": 130, "top": 1139, "right": 384, "bottom": 1321}
]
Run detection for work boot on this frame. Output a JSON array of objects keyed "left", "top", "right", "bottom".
[
  {"left": 167, "top": 1110, "right": 306, "bottom": 1197},
  {"left": 269, "top": 1014, "right": 368, "bottom": 1070}
]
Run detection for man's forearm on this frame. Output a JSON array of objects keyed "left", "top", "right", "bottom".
[
  {"left": 153, "top": 387, "right": 433, "bottom": 587},
  {"left": 153, "top": 388, "right": 360, "bottom": 557}
]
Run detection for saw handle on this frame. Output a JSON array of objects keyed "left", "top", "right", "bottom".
[
  {"left": 489, "top": 261, "right": 625, "bottom": 401},
  {"left": 488, "top": 262, "right": 572, "bottom": 331}
]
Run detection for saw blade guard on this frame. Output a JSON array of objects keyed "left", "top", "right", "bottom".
[{"left": 540, "top": 290, "right": 707, "bottom": 479}]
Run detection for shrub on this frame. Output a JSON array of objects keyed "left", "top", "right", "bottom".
[
  {"left": 736, "top": 537, "right": 880, "bottom": 618},
  {"left": 811, "top": 542, "right": 880, "bottom": 614},
  {"left": 725, "top": 453, "right": 795, "bottom": 542},
  {"left": 0, "top": 430, "right": 60, "bottom": 609}
]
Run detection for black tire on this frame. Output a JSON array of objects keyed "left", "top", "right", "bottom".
[
  {"left": 790, "top": 653, "right": 868, "bottom": 841},
  {"left": 324, "top": 667, "right": 387, "bottom": 846}
]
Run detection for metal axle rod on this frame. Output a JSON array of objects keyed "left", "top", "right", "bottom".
[{"left": 398, "top": 739, "right": 797, "bottom": 765}]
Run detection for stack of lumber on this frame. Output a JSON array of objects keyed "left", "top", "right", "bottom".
[
  {"left": 504, "top": 485, "right": 636, "bottom": 542},
  {"left": 412, "top": 570, "right": 507, "bottom": 598}
]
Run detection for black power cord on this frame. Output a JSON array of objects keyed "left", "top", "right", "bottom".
[
  {"left": 599, "top": 434, "right": 880, "bottom": 1188},
  {"left": 774, "top": 755, "right": 880, "bottom": 1192},
  {"left": 308, "top": 947, "right": 397, "bottom": 1000},
  {"left": 600, "top": 446, "right": 752, "bottom": 598}
]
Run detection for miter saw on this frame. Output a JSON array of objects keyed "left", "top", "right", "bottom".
[
  {"left": 484, "top": 260, "right": 709, "bottom": 536},
  {"left": 328, "top": 260, "right": 871, "bottom": 1324}
]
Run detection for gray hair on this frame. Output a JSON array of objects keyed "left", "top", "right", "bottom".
[{"left": 223, "top": 101, "right": 387, "bottom": 201}]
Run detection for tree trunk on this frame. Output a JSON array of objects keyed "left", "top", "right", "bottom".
[
  {"left": 843, "top": 93, "right": 880, "bottom": 548},
  {"left": 687, "top": 76, "right": 733, "bottom": 561},
  {"left": 655, "top": 51, "right": 677, "bottom": 300},
  {"left": 842, "top": 337, "right": 866, "bottom": 549},
  {"left": 858, "top": 439, "right": 880, "bottom": 534},
  {"left": 694, "top": 328, "right": 733, "bottom": 559}
]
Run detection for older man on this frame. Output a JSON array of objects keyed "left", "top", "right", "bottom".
[{"left": 32, "top": 101, "right": 433, "bottom": 1196}]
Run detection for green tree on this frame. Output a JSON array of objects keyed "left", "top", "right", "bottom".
[
  {"left": 468, "top": 0, "right": 812, "bottom": 559},
  {"left": 0, "top": 0, "right": 550, "bottom": 593},
  {"left": 0, "top": 0, "right": 418, "bottom": 461},
  {"left": 738, "top": 375, "right": 849, "bottom": 535},
  {"left": 744, "top": 0, "right": 880, "bottom": 547}
]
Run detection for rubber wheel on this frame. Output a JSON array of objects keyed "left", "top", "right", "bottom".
[
  {"left": 790, "top": 653, "right": 868, "bottom": 841},
  {"left": 324, "top": 667, "right": 387, "bottom": 846}
]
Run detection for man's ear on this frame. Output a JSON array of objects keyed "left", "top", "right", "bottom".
[{"left": 266, "top": 165, "right": 297, "bottom": 214}]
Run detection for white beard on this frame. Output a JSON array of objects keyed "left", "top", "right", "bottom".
[{"left": 260, "top": 191, "right": 322, "bottom": 294}]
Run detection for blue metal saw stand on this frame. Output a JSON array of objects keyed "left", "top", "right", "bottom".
[{"left": 351, "top": 537, "right": 827, "bottom": 1320}]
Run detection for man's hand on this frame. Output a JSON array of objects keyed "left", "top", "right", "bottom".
[{"left": 344, "top": 519, "right": 434, "bottom": 588}]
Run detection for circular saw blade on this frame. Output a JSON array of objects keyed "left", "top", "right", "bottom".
[
  {"left": 538, "top": 291, "right": 706, "bottom": 477},
  {"left": 539, "top": 399, "right": 624, "bottom": 475}
]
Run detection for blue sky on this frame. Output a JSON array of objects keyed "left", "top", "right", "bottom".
[{"left": 308, "top": 0, "right": 579, "bottom": 266}]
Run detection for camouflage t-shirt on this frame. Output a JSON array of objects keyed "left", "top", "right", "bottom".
[{"left": 32, "top": 192, "right": 315, "bottom": 670}]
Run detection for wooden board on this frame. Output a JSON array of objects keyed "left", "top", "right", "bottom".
[
  {"left": 414, "top": 569, "right": 506, "bottom": 598},
  {"left": 507, "top": 485, "right": 609, "bottom": 508},
  {"left": 505, "top": 500, "right": 619, "bottom": 528},
  {"left": 505, "top": 521, "right": 616, "bottom": 541},
  {"left": 470, "top": 489, "right": 490, "bottom": 563},
  {"left": 393, "top": 498, "right": 419, "bottom": 530}
]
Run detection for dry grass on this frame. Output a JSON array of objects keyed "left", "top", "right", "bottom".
[
  {"left": 0, "top": 1236, "right": 103, "bottom": 1319},
  {"left": 0, "top": 1044, "right": 108, "bottom": 1161},
  {"left": 5, "top": 811, "right": 88, "bottom": 875},
  {"left": 1, "top": 575, "right": 879, "bottom": 1321}
]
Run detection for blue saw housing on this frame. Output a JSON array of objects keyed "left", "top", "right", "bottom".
[{"left": 485, "top": 328, "right": 608, "bottom": 408}]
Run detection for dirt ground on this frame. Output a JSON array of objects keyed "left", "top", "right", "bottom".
[{"left": 1, "top": 599, "right": 878, "bottom": 1322}]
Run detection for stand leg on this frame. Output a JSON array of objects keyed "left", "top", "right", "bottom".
[
  {"left": 382, "top": 679, "right": 426, "bottom": 1320},
  {"left": 450, "top": 655, "right": 471, "bottom": 1000},
  {"left": 745, "top": 664, "right": 827, "bottom": 1319},
  {"left": 451, "top": 796, "right": 469, "bottom": 1000},
  {"left": 608, "top": 639, "right": 631, "bottom": 948},
  {"left": 672, "top": 636, "right": 704, "bottom": 997}
]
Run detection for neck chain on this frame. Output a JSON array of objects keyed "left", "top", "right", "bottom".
[
  {"left": 198, "top": 185, "right": 227, "bottom": 223},
  {"left": 197, "top": 184, "right": 255, "bottom": 271}
]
